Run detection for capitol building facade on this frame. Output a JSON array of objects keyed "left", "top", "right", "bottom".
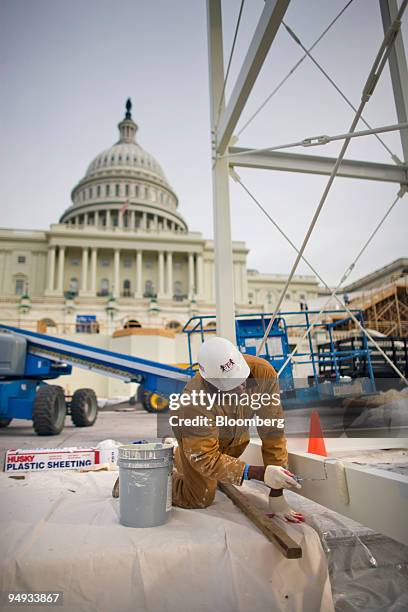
[{"left": 0, "top": 101, "right": 319, "bottom": 338}]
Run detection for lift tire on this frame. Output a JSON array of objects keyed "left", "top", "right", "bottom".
[
  {"left": 71, "top": 388, "right": 98, "bottom": 427},
  {"left": 33, "top": 386, "right": 66, "bottom": 436},
  {"left": 136, "top": 384, "right": 145, "bottom": 405},
  {"left": 142, "top": 390, "right": 169, "bottom": 414},
  {"left": 0, "top": 418, "right": 12, "bottom": 428}
]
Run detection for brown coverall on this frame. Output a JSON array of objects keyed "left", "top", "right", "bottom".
[{"left": 171, "top": 354, "right": 288, "bottom": 509}]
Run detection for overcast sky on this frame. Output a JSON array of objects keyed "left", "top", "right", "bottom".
[{"left": 0, "top": 0, "right": 407, "bottom": 285}]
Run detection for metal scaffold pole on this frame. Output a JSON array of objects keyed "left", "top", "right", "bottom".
[
  {"left": 207, "top": 0, "right": 236, "bottom": 342},
  {"left": 380, "top": 0, "right": 408, "bottom": 163}
]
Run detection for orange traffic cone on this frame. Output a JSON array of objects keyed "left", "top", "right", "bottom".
[{"left": 307, "top": 410, "right": 328, "bottom": 457}]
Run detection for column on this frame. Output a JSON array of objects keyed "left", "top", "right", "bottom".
[
  {"left": 118, "top": 210, "right": 123, "bottom": 228},
  {"left": 188, "top": 252, "right": 195, "bottom": 299},
  {"left": 158, "top": 251, "right": 165, "bottom": 298},
  {"left": 80, "top": 247, "right": 88, "bottom": 293},
  {"left": 241, "top": 262, "right": 248, "bottom": 304},
  {"left": 46, "top": 246, "right": 56, "bottom": 292},
  {"left": 233, "top": 261, "right": 242, "bottom": 304},
  {"left": 211, "top": 260, "right": 215, "bottom": 302},
  {"left": 57, "top": 246, "right": 65, "bottom": 295},
  {"left": 94, "top": 211, "right": 99, "bottom": 227},
  {"left": 113, "top": 249, "right": 120, "bottom": 298},
  {"left": 106, "top": 209, "right": 111, "bottom": 228},
  {"left": 2, "top": 251, "right": 11, "bottom": 294},
  {"left": 196, "top": 253, "right": 204, "bottom": 300},
  {"left": 166, "top": 251, "right": 173, "bottom": 298},
  {"left": 90, "top": 247, "right": 97, "bottom": 295},
  {"left": 130, "top": 210, "right": 135, "bottom": 230},
  {"left": 135, "top": 250, "right": 142, "bottom": 297},
  {"left": 84, "top": 213, "right": 89, "bottom": 226}
]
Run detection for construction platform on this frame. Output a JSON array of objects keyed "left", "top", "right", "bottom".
[{"left": 1, "top": 409, "right": 408, "bottom": 612}]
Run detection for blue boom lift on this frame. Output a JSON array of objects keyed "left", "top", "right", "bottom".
[
  {"left": 0, "top": 309, "right": 375, "bottom": 434},
  {"left": 0, "top": 325, "right": 190, "bottom": 435}
]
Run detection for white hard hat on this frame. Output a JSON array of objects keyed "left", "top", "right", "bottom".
[{"left": 197, "top": 337, "right": 250, "bottom": 392}]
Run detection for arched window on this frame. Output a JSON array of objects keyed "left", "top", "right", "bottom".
[
  {"left": 115, "top": 184, "right": 120, "bottom": 196},
  {"left": 99, "top": 278, "right": 109, "bottom": 297},
  {"left": 166, "top": 320, "right": 182, "bottom": 333},
  {"left": 135, "top": 185, "right": 139, "bottom": 197},
  {"left": 123, "top": 279, "right": 131, "bottom": 297},
  {"left": 125, "top": 184, "right": 129, "bottom": 196},
  {"left": 37, "top": 318, "right": 57, "bottom": 333},
  {"left": 106, "top": 184, "right": 110, "bottom": 196},
  {"left": 124, "top": 319, "right": 142, "bottom": 329},
  {"left": 204, "top": 321, "right": 217, "bottom": 330},
  {"left": 144, "top": 280, "right": 155, "bottom": 298}
]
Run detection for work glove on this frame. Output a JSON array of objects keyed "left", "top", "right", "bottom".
[
  {"left": 264, "top": 465, "right": 302, "bottom": 490},
  {"left": 267, "top": 494, "right": 305, "bottom": 523}
]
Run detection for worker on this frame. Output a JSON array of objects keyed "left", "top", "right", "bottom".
[{"left": 171, "top": 337, "right": 305, "bottom": 523}]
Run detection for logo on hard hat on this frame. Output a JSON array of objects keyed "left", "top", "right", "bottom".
[{"left": 220, "top": 358, "right": 235, "bottom": 373}]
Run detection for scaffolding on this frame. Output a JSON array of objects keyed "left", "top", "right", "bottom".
[
  {"left": 349, "top": 277, "right": 408, "bottom": 336},
  {"left": 206, "top": 0, "right": 408, "bottom": 342}
]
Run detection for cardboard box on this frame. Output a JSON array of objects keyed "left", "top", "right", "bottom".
[{"left": 4, "top": 447, "right": 101, "bottom": 473}]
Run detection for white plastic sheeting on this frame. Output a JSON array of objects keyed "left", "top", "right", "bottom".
[
  {"left": 0, "top": 471, "right": 334, "bottom": 612},
  {"left": 284, "top": 486, "right": 408, "bottom": 612}
]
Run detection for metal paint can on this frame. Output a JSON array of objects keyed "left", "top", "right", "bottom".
[{"left": 118, "top": 442, "right": 173, "bottom": 528}]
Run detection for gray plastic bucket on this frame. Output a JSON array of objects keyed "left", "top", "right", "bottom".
[{"left": 118, "top": 443, "right": 173, "bottom": 528}]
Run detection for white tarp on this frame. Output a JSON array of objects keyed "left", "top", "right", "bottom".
[{"left": 0, "top": 471, "right": 334, "bottom": 612}]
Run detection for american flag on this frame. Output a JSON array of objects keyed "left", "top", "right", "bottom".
[{"left": 119, "top": 200, "right": 130, "bottom": 216}]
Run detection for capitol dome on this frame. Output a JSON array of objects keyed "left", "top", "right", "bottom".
[{"left": 60, "top": 99, "right": 188, "bottom": 233}]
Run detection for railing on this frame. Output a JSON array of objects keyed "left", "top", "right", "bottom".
[
  {"left": 350, "top": 277, "right": 408, "bottom": 310},
  {"left": 58, "top": 223, "right": 189, "bottom": 235},
  {"left": 182, "top": 310, "right": 375, "bottom": 388},
  {"left": 319, "top": 335, "right": 408, "bottom": 379}
]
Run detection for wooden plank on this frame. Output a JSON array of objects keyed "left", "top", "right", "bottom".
[
  {"left": 218, "top": 482, "right": 302, "bottom": 559},
  {"left": 395, "top": 286, "right": 402, "bottom": 335}
]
